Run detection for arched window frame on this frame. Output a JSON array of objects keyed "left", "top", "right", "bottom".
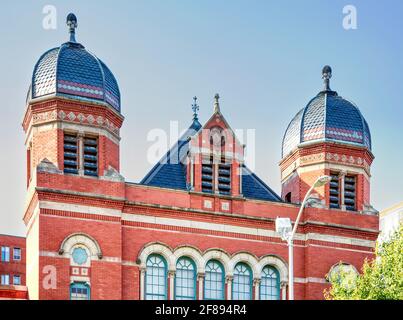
[
  {"left": 145, "top": 254, "right": 168, "bottom": 300},
  {"left": 204, "top": 259, "right": 225, "bottom": 300},
  {"left": 59, "top": 233, "right": 102, "bottom": 260},
  {"left": 259, "top": 265, "right": 280, "bottom": 300},
  {"left": 232, "top": 262, "right": 253, "bottom": 300},
  {"left": 174, "top": 256, "right": 197, "bottom": 300}
]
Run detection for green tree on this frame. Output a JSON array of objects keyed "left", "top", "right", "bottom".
[{"left": 325, "top": 225, "right": 403, "bottom": 300}]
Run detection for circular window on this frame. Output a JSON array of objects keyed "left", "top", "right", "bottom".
[
  {"left": 328, "top": 264, "right": 358, "bottom": 289},
  {"left": 72, "top": 247, "right": 88, "bottom": 265}
]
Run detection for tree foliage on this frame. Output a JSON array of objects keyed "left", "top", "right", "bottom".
[{"left": 324, "top": 225, "right": 403, "bottom": 300}]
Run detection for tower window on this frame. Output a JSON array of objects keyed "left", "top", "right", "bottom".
[
  {"left": 83, "top": 137, "right": 98, "bottom": 177},
  {"left": 201, "top": 157, "right": 232, "bottom": 195},
  {"left": 63, "top": 133, "right": 79, "bottom": 174},
  {"left": 63, "top": 132, "right": 98, "bottom": 177},
  {"left": 344, "top": 175, "right": 356, "bottom": 211},
  {"left": 201, "top": 158, "right": 214, "bottom": 193},
  {"left": 218, "top": 159, "right": 231, "bottom": 195},
  {"left": 285, "top": 192, "right": 292, "bottom": 203},
  {"left": 329, "top": 172, "right": 357, "bottom": 211},
  {"left": 329, "top": 173, "right": 340, "bottom": 209}
]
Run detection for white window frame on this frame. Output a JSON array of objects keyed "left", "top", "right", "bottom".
[
  {"left": 13, "top": 275, "right": 21, "bottom": 285},
  {"left": 1, "top": 246, "right": 10, "bottom": 262},
  {"left": 13, "top": 247, "right": 21, "bottom": 261},
  {"left": 1, "top": 274, "right": 10, "bottom": 285}
]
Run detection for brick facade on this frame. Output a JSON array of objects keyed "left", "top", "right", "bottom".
[
  {"left": 0, "top": 234, "right": 27, "bottom": 300},
  {"left": 0, "top": 18, "right": 378, "bottom": 300},
  {"left": 16, "top": 94, "right": 380, "bottom": 300}
]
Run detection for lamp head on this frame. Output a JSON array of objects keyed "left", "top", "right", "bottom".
[
  {"left": 314, "top": 175, "right": 332, "bottom": 188},
  {"left": 275, "top": 217, "right": 292, "bottom": 241}
]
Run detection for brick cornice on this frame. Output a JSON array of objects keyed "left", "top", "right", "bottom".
[
  {"left": 32, "top": 187, "right": 379, "bottom": 239},
  {"left": 36, "top": 208, "right": 376, "bottom": 251},
  {"left": 36, "top": 188, "right": 125, "bottom": 211},
  {"left": 121, "top": 220, "right": 375, "bottom": 252}
]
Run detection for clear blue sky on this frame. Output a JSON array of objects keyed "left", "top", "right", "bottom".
[{"left": 1, "top": 0, "right": 402, "bottom": 236}]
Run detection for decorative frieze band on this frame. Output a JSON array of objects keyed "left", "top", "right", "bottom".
[
  {"left": 299, "top": 152, "right": 367, "bottom": 168},
  {"left": 31, "top": 109, "right": 120, "bottom": 136},
  {"left": 282, "top": 151, "right": 371, "bottom": 180}
]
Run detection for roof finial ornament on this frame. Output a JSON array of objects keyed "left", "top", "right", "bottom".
[
  {"left": 192, "top": 96, "right": 199, "bottom": 121},
  {"left": 66, "top": 13, "right": 78, "bottom": 43},
  {"left": 322, "top": 65, "right": 332, "bottom": 91},
  {"left": 214, "top": 93, "right": 220, "bottom": 113}
]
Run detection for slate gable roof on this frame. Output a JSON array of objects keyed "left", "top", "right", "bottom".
[{"left": 140, "top": 120, "right": 282, "bottom": 203}]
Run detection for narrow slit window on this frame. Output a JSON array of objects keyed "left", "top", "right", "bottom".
[
  {"left": 344, "top": 175, "right": 356, "bottom": 211},
  {"left": 218, "top": 159, "right": 231, "bottom": 195},
  {"left": 202, "top": 157, "right": 214, "bottom": 193},
  {"left": 329, "top": 173, "right": 340, "bottom": 209},
  {"left": 83, "top": 137, "right": 98, "bottom": 177},
  {"left": 63, "top": 133, "right": 79, "bottom": 174}
]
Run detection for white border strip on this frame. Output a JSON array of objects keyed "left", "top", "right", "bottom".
[
  {"left": 39, "top": 201, "right": 121, "bottom": 218},
  {"left": 39, "top": 251, "right": 121, "bottom": 263}
]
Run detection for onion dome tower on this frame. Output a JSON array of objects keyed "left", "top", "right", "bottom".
[
  {"left": 28, "top": 13, "right": 121, "bottom": 111},
  {"left": 23, "top": 14, "right": 124, "bottom": 185},
  {"left": 280, "top": 66, "right": 376, "bottom": 213}
]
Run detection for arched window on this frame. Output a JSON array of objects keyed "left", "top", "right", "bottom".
[
  {"left": 204, "top": 260, "right": 225, "bottom": 300},
  {"left": 145, "top": 254, "right": 167, "bottom": 300},
  {"left": 232, "top": 263, "right": 252, "bottom": 300},
  {"left": 285, "top": 192, "right": 292, "bottom": 203},
  {"left": 175, "top": 257, "right": 196, "bottom": 300},
  {"left": 70, "top": 282, "right": 90, "bottom": 300},
  {"left": 260, "top": 266, "right": 280, "bottom": 300}
]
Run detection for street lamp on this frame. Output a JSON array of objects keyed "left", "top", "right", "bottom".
[{"left": 275, "top": 175, "right": 332, "bottom": 300}]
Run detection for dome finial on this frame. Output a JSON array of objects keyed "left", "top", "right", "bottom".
[
  {"left": 322, "top": 65, "right": 332, "bottom": 91},
  {"left": 192, "top": 96, "right": 199, "bottom": 121},
  {"left": 214, "top": 93, "right": 220, "bottom": 113},
  {"left": 66, "top": 13, "right": 78, "bottom": 43}
]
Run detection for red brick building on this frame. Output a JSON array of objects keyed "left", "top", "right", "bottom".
[
  {"left": 0, "top": 234, "right": 27, "bottom": 299},
  {"left": 16, "top": 14, "right": 380, "bottom": 300}
]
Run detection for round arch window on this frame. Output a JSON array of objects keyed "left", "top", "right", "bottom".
[{"left": 72, "top": 247, "right": 89, "bottom": 265}]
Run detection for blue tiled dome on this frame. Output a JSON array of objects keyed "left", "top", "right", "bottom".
[
  {"left": 282, "top": 67, "right": 371, "bottom": 158},
  {"left": 28, "top": 15, "right": 121, "bottom": 112}
]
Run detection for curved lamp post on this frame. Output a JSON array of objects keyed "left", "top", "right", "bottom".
[{"left": 276, "top": 175, "right": 332, "bottom": 300}]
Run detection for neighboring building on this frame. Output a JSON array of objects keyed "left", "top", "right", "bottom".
[
  {"left": 12, "top": 14, "right": 380, "bottom": 300},
  {"left": 379, "top": 202, "right": 403, "bottom": 241},
  {"left": 0, "top": 234, "right": 27, "bottom": 299}
]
